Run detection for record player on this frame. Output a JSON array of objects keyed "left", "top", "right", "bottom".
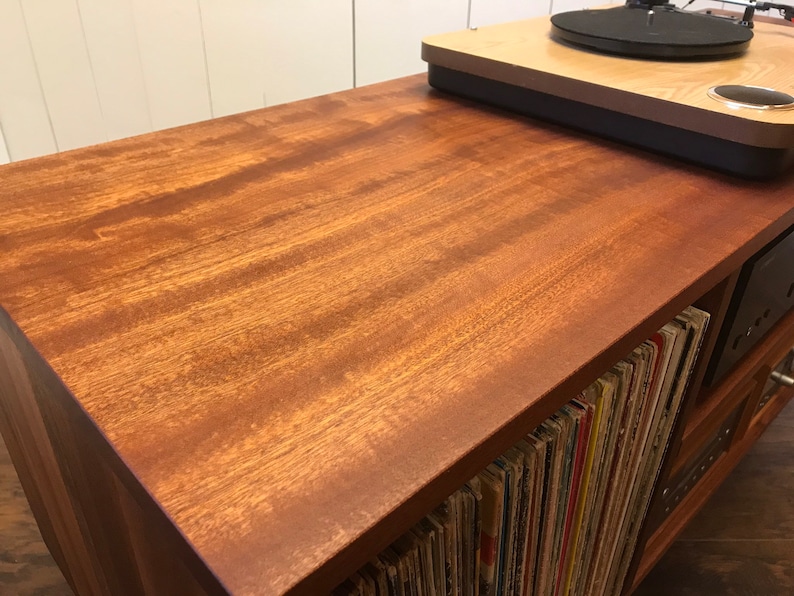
[{"left": 422, "top": 2, "right": 794, "bottom": 178}]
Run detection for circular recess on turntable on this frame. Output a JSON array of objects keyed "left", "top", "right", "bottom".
[
  {"left": 550, "top": 7, "right": 753, "bottom": 59},
  {"left": 707, "top": 85, "right": 794, "bottom": 110}
]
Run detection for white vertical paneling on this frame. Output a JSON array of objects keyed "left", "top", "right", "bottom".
[
  {"left": 21, "top": 0, "right": 106, "bottom": 151},
  {"left": 132, "top": 0, "right": 212, "bottom": 130},
  {"left": 78, "top": 0, "right": 152, "bottom": 141},
  {"left": 0, "top": 0, "right": 57, "bottom": 160},
  {"left": 260, "top": 0, "right": 354, "bottom": 106},
  {"left": 355, "top": 0, "right": 470, "bottom": 87},
  {"left": 470, "top": 0, "right": 551, "bottom": 28},
  {"left": 201, "top": 0, "right": 353, "bottom": 113},
  {"left": 198, "top": 0, "right": 267, "bottom": 117},
  {"left": 0, "top": 123, "right": 10, "bottom": 165},
  {"left": 550, "top": 0, "right": 595, "bottom": 14}
]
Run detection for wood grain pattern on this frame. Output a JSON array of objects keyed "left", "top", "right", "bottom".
[
  {"left": 5, "top": 396, "right": 793, "bottom": 596},
  {"left": 0, "top": 75, "right": 793, "bottom": 594},
  {"left": 422, "top": 14, "right": 794, "bottom": 144}
]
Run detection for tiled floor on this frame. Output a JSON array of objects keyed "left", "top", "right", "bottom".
[{"left": 1, "top": 400, "right": 792, "bottom": 595}]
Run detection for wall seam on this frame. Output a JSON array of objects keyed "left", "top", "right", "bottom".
[
  {"left": 196, "top": 0, "right": 214, "bottom": 119},
  {"left": 352, "top": 0, "right": 357, "bottom": 88},
  {"left": 128, "top": 0, "right": 155, "bottom": 131},
  {"left": 0, "top": 119, "right": 10, "bottom": 164},
  {"left": 74, "top": 0, "right": 109, "bottom": 142},
  {"left": 18, "top": 0, "right": 59, "bottom": 152}
]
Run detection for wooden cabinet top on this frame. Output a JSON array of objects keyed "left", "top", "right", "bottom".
[{"left": 1, "top": 75, "right": 792, "bottom": 594}]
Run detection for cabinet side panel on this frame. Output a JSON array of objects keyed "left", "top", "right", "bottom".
[
  {"left": 0, "top": 309, "right": 220, "bottom": 595},
  {"left": 0, "top": 316, "right": 107, "bottom": 594}
]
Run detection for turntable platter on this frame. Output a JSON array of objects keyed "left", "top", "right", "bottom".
[{"left": 550, "top": 7, "right": 753, "bottom": 59}]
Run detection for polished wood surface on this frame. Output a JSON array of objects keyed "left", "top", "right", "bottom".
[
  {"left": 1, "top": 75, "right": 793, "bottom": 593},
  {"left": 422, "top": 12, "right": 794, "bottom": 145}
]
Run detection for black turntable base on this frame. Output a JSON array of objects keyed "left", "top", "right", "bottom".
[{"left": 421, "top": 5, "right": 794, "bottom": 178}]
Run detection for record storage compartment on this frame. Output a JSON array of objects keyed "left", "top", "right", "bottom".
[{"left": 631, "top": 272, "right": 794, "bottom": 591}]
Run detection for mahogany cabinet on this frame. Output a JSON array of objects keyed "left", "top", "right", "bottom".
[{"left": 0, "top": 75, "right": 792, "bottom": 595}]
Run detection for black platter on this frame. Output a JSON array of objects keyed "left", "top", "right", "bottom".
[{"left": 550, "top": 4, "right": 754, "bottom": 59}]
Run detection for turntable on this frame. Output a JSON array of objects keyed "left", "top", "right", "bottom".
[{"left": 422, "top": 2, "right": 794, "bottom": 178}]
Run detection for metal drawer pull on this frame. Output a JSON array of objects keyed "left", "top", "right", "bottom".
[{"left": 770, "top": 371, "right": 794, "bottom": 387}]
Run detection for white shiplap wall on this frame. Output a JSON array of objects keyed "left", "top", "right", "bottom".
[
  {"left": 0, "top": 0, "right": 598, "bottom": 164},
  {"left": 355, "top": 0, "right": 470, "bottom": 87},
  {"left": 132, "top": 0, "right": 213, "bottom": 129},
  {"left": 470, "top": 0, "right": 552, "bottom": 28},
  {"left": 0, "top": 123, "right": 10, "bottom": 165},
  {"left": 258, "top": 0, "right": 354, "bottom": 106},
  {"left": 78, "top": 0, "right": 152, "bottom": 141},
  {"left": 0, "top": 0, "right": 58, "bottom": 161},
  {"left": 22, "top": 0, "right": 108, "bottom": 151},
  {"left": 199, "top": 0, "right": 270, "bottom": 117},
  {"left": 199, "top": 0, "right": 353, "bottom": 113}
]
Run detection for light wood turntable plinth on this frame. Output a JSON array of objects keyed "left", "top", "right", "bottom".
[{"left": 422, "top": 10, "right": 794, "bottom": 178}]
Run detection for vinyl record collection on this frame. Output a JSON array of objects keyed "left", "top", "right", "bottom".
[{"left": 334, "top": 306, "right": 709, "bottom": 596}]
